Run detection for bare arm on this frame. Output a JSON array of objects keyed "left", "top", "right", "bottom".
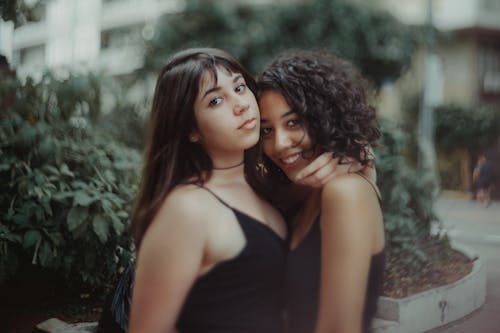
[
  {"left": 128, "top": 191, "right": 207, "bottom": 333},
  {"left": 315, "top": 174, "right": 383, "bottom": 333}
]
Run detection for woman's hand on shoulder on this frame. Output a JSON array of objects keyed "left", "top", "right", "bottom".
[
  {"left": 129, "top": 186, "right": 208, "bottom": 333},
  {"left": 294, "top": 152, "right": 377, "bottom": 188},
  {"left": 294, "top": 152, "right": 342, "bottom": 187}
]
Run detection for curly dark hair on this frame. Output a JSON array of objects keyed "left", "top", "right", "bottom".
[{"left": 258, "top": 50, "right": 379, "bottom": 167}]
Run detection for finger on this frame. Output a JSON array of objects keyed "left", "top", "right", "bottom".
[
  {"left": 337, "top": 160, "right": 356, "bottom": 174},
  {"left": 297, "top": 161, "right": 337, "bottom": 187},
  {"left": 346, "top": 161, "right": 363, "bottom": 173},
  {"left": 298, "top": 157, "right": 358, "bottom": 186},
  {"left": 295, "top": 153, "right": 337, "bottom": 182},
  {"left": 361, "top": 165, "right": 377, "bottom": 183},
  {"left": 299, "top": 169, "right": 340, "bottom": 188}
]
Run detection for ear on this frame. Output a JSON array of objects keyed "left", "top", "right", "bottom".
[{"left": 189, "top": 131, "right": 200, "bottom": 143}]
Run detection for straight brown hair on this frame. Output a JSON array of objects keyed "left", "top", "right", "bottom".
[{"left": 131, "top": 48, "right": 261, "bottom": 247}]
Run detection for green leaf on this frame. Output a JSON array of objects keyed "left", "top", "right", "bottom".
[
  {"left": 0, "top": 230, "right": 22, "bottom": 243},
  {"left": 73, "top": 191, "right": 95, "bottom": 207},
  {"left": 34, "top": 172, "right": 46, "bottom": 186},
  {"left": 46, "top": 232, "right": 64, "bottom": 246},
  {"left": 100, "top": 198, "right": 112, "bottom": 212},
  {"left": 116, "top": 210, "right": 129, "bottom": 219},
  {"left": 52, "top": 191, "right": 74, "bottom": 202},
  {"left": 17, "top": 122, "right": 38, "bottom": 143},
  {"left": 71, "top": 180, "right": 88, "bottom": 189},
  {"left": 23, "top": 230, "right": 41, "bottom": 249},
  {"left": 111, "top": 215, "right": 125, "bottom": 235},
  {"left": 104, "top": 170, "right": 116, "bottom": 183},
  {"left": 0, "top": 162, "right": 11, "bottom": 172},
  {"left": 67, "top": 206, "right": 88, "bottom": 231},
  {"left": 92, "top": 214, "right": 109, "bottom": 243},
  {"left": 38, "top": 241, "right": 52, "bottom": 267},
  {"left": 43, "top": 165, "right": 60, "bottom": 176},
  {"left": 39, "top": 136, "right": 53, "bottom": 157},
  {"left": 60, "top": 163, "right": 74, "bottom": 178}
]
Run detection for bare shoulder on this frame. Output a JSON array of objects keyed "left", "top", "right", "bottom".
[
  {"left": 142, "top": 184, "right": 211, "bottom": 244},
  {"left": 158, "top": 184, "right": 208, "bottom": 220},
  {"left": 320, "top": 173, "right": 384, "bottom": 251},
  {"left": 322, "top": 173, "right": 378, "bottom": 203}
]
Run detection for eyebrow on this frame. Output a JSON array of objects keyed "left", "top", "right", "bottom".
[
  {"left": 201, "top": 74, "right": 244, "bottom": 100},
  {"left": 261, "top": 110, "right": 296, "bottom": 123}
]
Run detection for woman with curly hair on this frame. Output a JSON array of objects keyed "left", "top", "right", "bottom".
[{"left": 258, "top": 50, "right": 385, "bottom": 333}]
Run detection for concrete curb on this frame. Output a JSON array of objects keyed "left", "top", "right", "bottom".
[
  {"left": 372, "top": 245, "right": 486, "bottom": 333},
  {"left": 35, "top": 318, "right": 97, "bottom": 333}
]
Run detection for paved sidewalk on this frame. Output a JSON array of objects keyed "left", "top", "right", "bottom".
[{"left": 427, "top": 194, "right": 500, "bottom": 333}]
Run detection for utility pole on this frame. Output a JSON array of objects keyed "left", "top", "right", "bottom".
[{"left": 418, "top": 0, "right": 442, "bottom": 195}]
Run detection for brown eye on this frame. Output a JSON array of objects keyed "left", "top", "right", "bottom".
[
  {"left": 209, "top": 97, "right": 223, "bottom": 107},
  {"left": 260, "top": 127, "right": 273, "bottom": 137}
]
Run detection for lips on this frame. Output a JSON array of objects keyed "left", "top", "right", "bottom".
[
  {"left": 238, "top": 117, "right": 257, "bottom": 130},
  {"left": 278, "top": 152, "right": 302, "bottom": 169}
]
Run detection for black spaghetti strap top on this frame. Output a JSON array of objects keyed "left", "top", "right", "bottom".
[
  {"left": 176, "top": 186, "right": 287, "bottom": 333},
  {"left": 285, "top": 174, "right": 385, "bottom": 333}
]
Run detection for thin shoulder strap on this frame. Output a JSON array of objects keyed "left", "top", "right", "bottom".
[
  {"left": 195, "top": 185, "right": 233, "bottom": 209},
  {"left": 355, "top": 172, "right": 382, "bottom": 201}
]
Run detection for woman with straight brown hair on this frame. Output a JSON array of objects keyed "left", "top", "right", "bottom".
[{"left": 128, "top": 48, "right": 288, "bottom": 333}]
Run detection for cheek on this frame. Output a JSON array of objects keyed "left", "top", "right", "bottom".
[
  {"left": 295, "top": 128, "right": 313, "bottom": 148},
  {"left": 301, "top": 133, "right": 313, "bottom": 148},
  {"left": 262, "top": 139, "right": 273, "bottom": 157},
  {"left": 195, "top": 114, "right": 225, "bottom": 139}
]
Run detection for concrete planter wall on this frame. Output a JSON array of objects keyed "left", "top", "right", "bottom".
[{"left": 372, "top": 245, "right": 486, "bottom": 333}]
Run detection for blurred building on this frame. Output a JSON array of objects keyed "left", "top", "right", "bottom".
[
  {"left": 1, "top": 0, "right": 296, "bottom": 78},
  {"left": 368, "top": 0, "right": 500, "bottom": 194},
  {"left": 0, "top": 0, "right": 184, "bottom": 78},
  {"left": 365, "top": 0, "right": 500, "bottom": 113}
]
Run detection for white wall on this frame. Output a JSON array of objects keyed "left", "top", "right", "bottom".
[{"left": 10, "top": 0, "right": 184, "bottom": 77}]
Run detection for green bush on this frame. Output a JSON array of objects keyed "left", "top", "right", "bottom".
[
  {"left": 376, "top": 119, "right": 442, "bottom": 293},
  {"left": 0, "top": 74, "right": 140, "bottom": 291}
]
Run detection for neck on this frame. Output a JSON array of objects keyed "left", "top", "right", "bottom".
[
  {"left": 213, "top": 160, "right": 244, "bottom": 170},
  {"left": 207, "top": 154, "right": 246, "bottom": 185}
]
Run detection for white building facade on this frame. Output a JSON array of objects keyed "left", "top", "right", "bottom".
[{"left": 1, "top": 0, "right": 183, "bottom": 77}]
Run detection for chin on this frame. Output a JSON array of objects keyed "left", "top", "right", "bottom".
[{"left": 245, "top": 131, "right": 260, "bottom": 147}]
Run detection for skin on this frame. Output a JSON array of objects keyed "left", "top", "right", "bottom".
[{"left": 259, "top": 89, "right": 385, "bottom": 333}]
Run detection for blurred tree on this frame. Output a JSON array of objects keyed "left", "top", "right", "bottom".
[
  {"left": 435, "top": 104, "right": 500, "bottom": 153},
  {"left": 143, "top": 0, "right": 417, "bottom": 87},
  {"left": 434, "top": 104, "right": 500, "bottom": 190}
]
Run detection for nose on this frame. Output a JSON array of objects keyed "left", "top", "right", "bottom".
[
  {"left": 274, "top": 128, "right": 293, "bottom": 152},
  {"left": 233, "top": 94, "right": 250, "bottom": 116}
]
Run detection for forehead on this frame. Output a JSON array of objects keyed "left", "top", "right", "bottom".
[
  {"left": 198, "top": 65, "right": 236, "bottom": 91},
  {"left": 259, "top": 90, "right": 292, "bottom": 120}
]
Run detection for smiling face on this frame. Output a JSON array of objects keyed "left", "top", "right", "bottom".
[
  {"left": 259, "top": 90, "right": 320, "bottom": 181},
  {"left": 192, "top": 66, "right": 260, "bottom": 161}
]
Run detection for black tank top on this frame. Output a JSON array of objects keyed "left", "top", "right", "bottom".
[
  {"left": 285, "top": 175, "right": 385, "bottom": 333},
  {"left": 176, "top": 186, "right": 287, "bottom": 333}
]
